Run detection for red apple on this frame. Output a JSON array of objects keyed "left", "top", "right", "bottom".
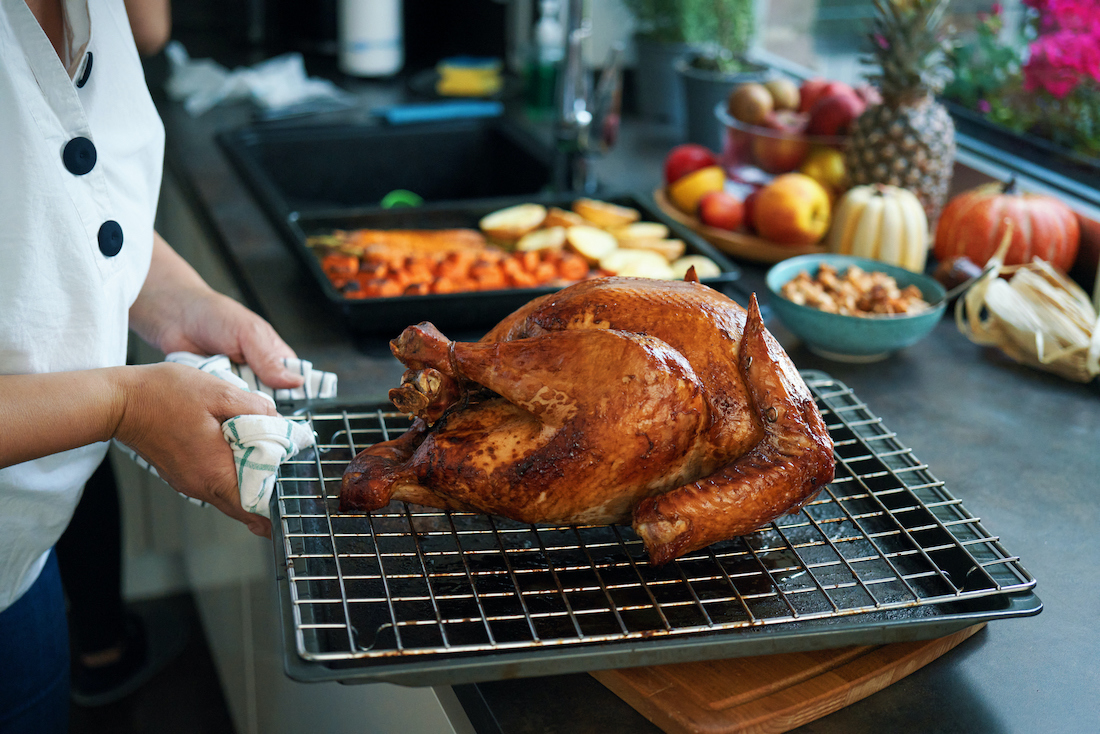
[
  {"left": 754, "top": 173, "right": 832, "bottom": 245},
  {"left": 761, "top": 109, "right": 809, "bottom": 134},
  {"left": 698, "top": 190, "right": 745, "bottom": 231},
  {"left": 742, "top": 189, "right": 761, "bottom": 232},
  {"left": 752, "top": 136, "right": 810, "bottom": 173},
  {"left": 664, "top": 144, "right": 718, "bottom": 185},
  {"left": 798, "top": 77, "right": 831, "bottom": 114},
  {"left": 820, "top": 80, "right": 857, "bottom": 100},
  {"left": 749, "top": 110, "right": 810, "bottom": 172},
  {"left": 806, "top": 92, "right": 866, "bottom": 136}
]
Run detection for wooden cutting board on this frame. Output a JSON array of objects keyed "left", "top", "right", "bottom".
[{"left": 590, "top": 624, "right": 984, "bottom": 734}]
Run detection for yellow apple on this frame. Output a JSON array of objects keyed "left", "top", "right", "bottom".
[
  {"left": 799, "top": 146, "right": 847, "bottom": 200},
  {"left": 667, "top": 165, "right": 726, "bottom": 215},
  {"left": 765, "top": 77, "right": 801, "bottom": 111},
  {"left": 754, "top": 173, "right": 832, "bottom": 245}
]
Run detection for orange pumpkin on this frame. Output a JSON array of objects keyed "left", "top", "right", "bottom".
[{"left": 933, "top": 179, "right": 1080, "bottom": 272}]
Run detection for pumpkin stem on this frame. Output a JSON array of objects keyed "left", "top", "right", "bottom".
[{"left": 1001, "top": 176, "right": 1017, "bottom": 195}]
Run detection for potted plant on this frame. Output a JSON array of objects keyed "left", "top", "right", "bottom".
[
  {"left": 942, "top": 1, "right": 1100, "bottom": 168},
  {"left": 623, "top": 0, "right": 697, "bottom": 126},
  {"left": 674, "top": 0, "right": 769, "bottom": 150}
]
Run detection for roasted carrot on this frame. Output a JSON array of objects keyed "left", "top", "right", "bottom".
[
  {"left": 470, "top": 260, "right": 507, "bottom": 291},
  {"left": 556, "top": 252, "right": 590, "bottom": 281}
]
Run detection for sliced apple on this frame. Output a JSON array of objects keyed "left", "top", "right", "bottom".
[
  {"left": 572, "top": 198, "right": 641, "bottom": 229},
  {"left": 670, "top": 255, "right": 722, "bottom": 280},
  {"left": 544, "top": 207, "right": 588, "bottom": 229},
  {"left": 479, "top": 203, "right": 547, "bottom": 245},
  {"left": 599, "top": 249, "right": 675, "bottom": 280},
  {"left": 565, "top": 225, "right": 619, "bottom": 264},
  {"left": 610, "top": 222, "right": 670, "bottom": 244},
  {"left": 619, "top": 238, "right": 686, "bottom": 262},
  {"left": 515, "top": 226, "right": 567, "bottom": 252}
]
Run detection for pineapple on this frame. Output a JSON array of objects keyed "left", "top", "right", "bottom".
[{"left": 845, "top": 0, "right": 956, "bottom": 226}]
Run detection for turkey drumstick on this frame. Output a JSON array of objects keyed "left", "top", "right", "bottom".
[
  {"left": 346, "top": 324, "right": 711, "bottom": 525},
  {"left": 632, "top": 296, "right": 834, "bottom": 563}
]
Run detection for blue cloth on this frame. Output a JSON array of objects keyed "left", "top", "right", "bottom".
[{"left": 0, "top": 549, "right": 69, "bottom": 734}]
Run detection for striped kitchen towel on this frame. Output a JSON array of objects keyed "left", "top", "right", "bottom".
[
  {"left": 221, "top": 415, "right": 315, "bottom": 517},
  {"left": 164, "top": 352, "right": 338, "bottom": 401},
  {"left": 115, "top": 353, "right": 337, "bottom": 518}
]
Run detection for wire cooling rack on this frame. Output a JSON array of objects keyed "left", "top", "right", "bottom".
[{"left": 272, "top": 371, "right": 1040, "bottom": 685}]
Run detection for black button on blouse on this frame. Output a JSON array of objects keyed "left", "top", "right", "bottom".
[
  {"left": 62, "top": 136, "right": 96, "bottom": 175},
  {"left": 97, "top": 220, "right": 123, "bottom": 257}
]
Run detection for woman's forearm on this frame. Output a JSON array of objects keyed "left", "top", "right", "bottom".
[
  {"left": 129, "top": 232, "right": 303, "bottom": 389},
  {"left": 0, "top": 368, "right": 127, "bottom": 468}
]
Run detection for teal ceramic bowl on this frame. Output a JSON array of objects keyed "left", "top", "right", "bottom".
[{"left": 766, "top": 254, "right": 947, "bottom": 362}]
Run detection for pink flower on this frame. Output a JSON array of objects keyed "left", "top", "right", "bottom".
[
  {"left": 1025, "top": 0, "right": 1100, "bottom": 33},
  {"left": 874, "top": 33, "right": 889, "bottom": 50},
  {"left": 1013, "top": 1, "right": 1100, "bottom": 98},
  {"left": 992, "top": 3, "right": 1003, "bottom": 16},
  {"left": 977, "top": 99, "right": 992, "bottom": 113},
  {"left": 1023, "top": 30, "right": 1100, "bottom": 97}
]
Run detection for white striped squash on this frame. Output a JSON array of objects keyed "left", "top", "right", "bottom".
[{"left": 826, "top": 184, "right": 929, "bottom": 272}]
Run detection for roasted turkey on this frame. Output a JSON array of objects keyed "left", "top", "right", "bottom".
[{"left": 340, "top": 275, "right": 835, "bottom": 564}]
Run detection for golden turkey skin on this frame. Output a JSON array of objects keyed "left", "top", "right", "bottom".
[{"left": 340, "top": 276, "right": 835, "bottom": 564}]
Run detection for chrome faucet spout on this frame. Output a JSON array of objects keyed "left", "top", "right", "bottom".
[{"left": 552, "top": 0, "right": 622, "bottom": 194}]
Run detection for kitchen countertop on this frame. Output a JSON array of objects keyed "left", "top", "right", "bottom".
[{"left": 154, "top": 71, "right": 1099, "bottom": 733}]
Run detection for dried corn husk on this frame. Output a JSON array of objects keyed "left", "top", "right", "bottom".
[{"left": 956, "top": 221, "right": 1100, "bottom": 382}]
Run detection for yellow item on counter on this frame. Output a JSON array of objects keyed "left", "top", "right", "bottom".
[
  {"left": 436, "top": 57, "right": 503, "bottom": 97},
  {"left": 826, "top": 184, "right": 929, "bottom": 272}
]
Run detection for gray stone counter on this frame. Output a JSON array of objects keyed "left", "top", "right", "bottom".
[{"left": 157, "top": 86, "right": 1099, "bottom": 733}]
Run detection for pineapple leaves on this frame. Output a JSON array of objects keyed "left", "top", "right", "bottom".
[{"left": 863, "top": 0, "right": 955, "bottom": 101}]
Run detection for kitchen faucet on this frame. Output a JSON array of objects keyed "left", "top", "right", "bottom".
[{"left": 552, "top": 0, "right": 623, "bottom": 193}]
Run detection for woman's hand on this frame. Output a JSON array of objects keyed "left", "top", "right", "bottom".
[
  {"left": 130, "top": 232, "right": 305, "bottom": 390},
  {"left": 112, "top": 362, "right": 277, "bottom": 537},
  {"left": 124, "top": 231, "right": 311, "bottom": 535},
  {"left": 0, "top": 362, "right": 278, "bottom": 537}
]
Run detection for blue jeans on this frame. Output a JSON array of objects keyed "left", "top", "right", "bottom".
[{"left": 0, "top": 549, "right": 69, "bottom": 734}]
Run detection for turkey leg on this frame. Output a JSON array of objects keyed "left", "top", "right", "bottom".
[
  {"left": 344, "top": 324, "right": 712, "bottom": 522},
  {"left": 632, "top": 295, "right": 835, "bottom": 564},
  {"left": 390, "top": 323, "right": 708, "bottom": 434}
]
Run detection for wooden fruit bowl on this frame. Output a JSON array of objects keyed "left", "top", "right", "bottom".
[{"left": 653, "top": 188, "right": 827, "bottom": 265}]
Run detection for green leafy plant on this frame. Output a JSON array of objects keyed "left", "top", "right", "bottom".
[
  {"left": 683, "top": 0, "right": 756, "bottom": 73},
  {"left": 622, "top": 0, "right": 687, "bottom": 44},
  {"left": 624, "top": 0, "right": 755, "bottom": 73},
  {"left": 942, "top": 7, "right": 1023, "bottom": 108}
]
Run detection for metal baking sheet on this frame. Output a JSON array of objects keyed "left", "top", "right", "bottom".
[{"left": 271, "top": 371, "right": 1040, "bottom": 686}]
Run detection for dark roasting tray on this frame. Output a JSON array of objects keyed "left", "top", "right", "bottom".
[
  {"left": 282, "top": 192, "right": 742, "bottom": 334},
  {"left": 270, "top": 371, "right": 1041, "bottom": 686},
  {"left": 218, "top": 120, "right": 741, "bottom": 334}
]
